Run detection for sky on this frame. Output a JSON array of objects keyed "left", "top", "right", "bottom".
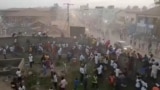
[{"left": 0, "top": 0, "right": 154, "bottom": 9}]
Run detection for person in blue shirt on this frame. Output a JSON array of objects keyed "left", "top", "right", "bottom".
[{"left": 74, "top": 78, "right": 79, "bottom": 90}]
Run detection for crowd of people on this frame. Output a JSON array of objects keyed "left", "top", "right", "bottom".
[{"left": 0, "top": 35, "right": 159, "bottom": 90}]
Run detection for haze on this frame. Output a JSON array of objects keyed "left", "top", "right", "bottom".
[{"left": 0, "top": 0, "right": 154, "bottom": 9}]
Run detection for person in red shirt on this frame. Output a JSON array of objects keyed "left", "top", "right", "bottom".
[
  {"left": 152, "top": 83, "right": 160, "bottom": 90},
  {"left": 108, "top": 73, "right": 116, "bottom": 88},
  {"left": 105, "top": 40, "right": 110, "bottom": 49}
]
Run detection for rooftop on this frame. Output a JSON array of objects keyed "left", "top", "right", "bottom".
[
  {"left": 0, "top": 8, "right": 53, "bottom": 17},
  {"left": 137, "top": 6, "right": 160, "bottom": 17}
]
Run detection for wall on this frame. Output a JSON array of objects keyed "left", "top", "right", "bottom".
[
  {"left": 116, "top": 11, "right": 137, "bottom": 25},
  {"left": 136, "top": 16, "right": 155, "bottom": 33},
  {"left": 0, "top": 58, "right": 24, "bottom": 76}
]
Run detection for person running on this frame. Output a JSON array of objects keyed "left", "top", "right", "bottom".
[
  {"left": 79, "top": 54, "right": 85, "bottom": 63},
  {"left": 28, "top": 54, "right": 33, "bottom": 68},
  {"left": 59, "top": 77, "right": 68, "bottom": 90},
  {"left": 92, "top": 74, "right": 98, "bottom": 89},
  {"left": 3, "top": 48, "right": 7, "bottom": 59},
  {"left": 97, "top": 65, "right": 103, "bottom": 78},
  {"left": 152, "top": 83, "right": 160, "bottom": 90},
  {"left": 108, "top": 73, "right": 116, "bottom": 89},
  {"left": 150, "top": 63, "right": 160, "bottom": 79},
  {"left": 16, "top": 68, "right": 22, "bottom": 82},
  {"left": 114, "top": 67, "right": 121, "bottom": 78},
  {"left": 94, "top": 54, "right": 99, "bottom": 66},
  {"left": 52, "top": 72, "right": 58, "bottom": 90},
  {"left": 135, "top": 76, "right": 142, "bottom": 90},
  {"left": 58, "top": 47, "right": 62, "bottom": 60},
  {"left": 140, "top": 79, "right": 148, "bottom": 90},
  {"left": 79, "top": 65, "right": 85, "bottom": 84},
  {"left": 74, "top": 78, "right": 79, "bottom": 90}
]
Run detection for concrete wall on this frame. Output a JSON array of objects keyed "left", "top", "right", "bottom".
[
  {"left": 0, "top": 58, "right": 24, "bottom": 76},
  {"left": 0, "top": 36, "right": 77, "bottom": 47},
  {"left": 116, "top": 11, "right": 137, "bottom": 24}
]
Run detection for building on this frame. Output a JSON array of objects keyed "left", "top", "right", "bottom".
[
  {"left": 136, "top": 6, "right": 160, "bottom": 35},
  {"left": 115, "top": 9, "right": 140, "bottom": 35},
  {"left": 116, "top": 10, "right": 139, "bottom": 25},
  {"left": 80, "top": 4, "right": 89, "bottom": 10},
  {"left": 0, "top": 7, "right": 58, "bottom": 35}
]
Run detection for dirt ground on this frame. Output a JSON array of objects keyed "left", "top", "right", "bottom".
[{"left": 0, "top": 78, "right": 11, "bottom": 90}]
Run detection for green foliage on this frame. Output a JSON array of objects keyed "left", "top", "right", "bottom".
[
  {"left": 39, "top": 77, "right": 52, "bottom": 89},
  {"left": 25, "top": 71, "right": 52, "bottom": 90},
  {"left": 25, "top": 74, "right": 38, "bottom": 90},
  {"left": 55, "top": 60, "right": 63, "bottom": 67}
]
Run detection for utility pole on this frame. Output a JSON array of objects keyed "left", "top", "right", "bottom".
[{"left": 64, "top": 3, "right": 74, "bottom": 34}]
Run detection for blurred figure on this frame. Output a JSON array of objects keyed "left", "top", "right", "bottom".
[
  {"left": 92, "top": 74, "right": 98, "bottom": 89},
  {"left": 74, "top": 78, "right": 79, "bottom": 90},
  {"left": 52, "top": 72, "right": 58, "bottom": 90},
  {"left": 152, "top": 83, "right": 160, "bottom": 90},
  {"left": 150, "top": 63, "right": 160, "bottom": 79},
  {"left": 28, "top": 54, "right": 33, "bottom": 68},
  {"left": 3, "top": 48, "right": 7, "bottom": 59},
  {"left": 59, "top": 77, "right": 68, "bottom": 90},
  {"left": 83, "top": 74, "right": 88, "bottom": 90}
]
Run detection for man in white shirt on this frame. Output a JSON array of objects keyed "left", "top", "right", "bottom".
[
  {"left": 10, "top": 46, "right": 15, "bottom": 53},
  {"left": 80, "top": 65, "right": 85, "bottom": 83},
  {"left": 58, "top": 47, "right": 62, "bottom": 60},
  {"left": 94, "top": 54, "right": 99, "bottom": 65},
  {"left": 150, "top": 63, "right": 160, "bottom": 79},
  {"left": 3, "top": 48, "right": 7, "bottom": 59},
  {"left": 110, "top": 60, "right": 114, "bottom": 67},
  {"left": 16, "top": 68, "right": 21, "bottom": 77},
  {"left": 106, "top": 50, "right": 110, "bottom": 56},
  {"left": 79, "top": 54, "right": 85, "bottom": 62},
  {"left": 38, "top": 45, "right": 43, "bottom": 53},
  {"left": 59, "top": 77, "right": 68, "bottom": 90},
  {"left": 101, "top": 39, "right": 105, "bottom": 45},
  {"left": 97, "top": 53, "right": 102, "bottom": 60},
  {"left": 135, "top": 77, "right": 141, "bottom": 90},
  {"left": 149, "top": 59, "right": 155, "bottom": 65},
  {"left": 114, "top": 67, "right": 121, "bottom": 77},
  {"left": 18, "top": 84, "right": 26, "bottom": 90},
  {"left": 52, "top": 72, "right": 58, "bottom": 90},
  {"left": 96, "top": 41, "right": 99, "bottom": 47},
  {"left": 141, "top": 80, "right": 148, "bottom": 90},
  {"left": 113, "top": 62, "right": 118, "bottom": 70},
  {"left": 116, "top": 49, "right": 122, "bottom": 60},
  {"left": 97, "top": 65, "right": 103, "bottom": 78},
  {"left": 28, "top": 54, "right": 33, "bottom": 68},
  {"left": 16, "top": 68, "right": 22, "bottom": 82},
  {"left": 85, "top": 48, "right": 89, "bottom": 56},
  {"left": 38, "top": 32, "right": 42, "bottom": 36}
]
